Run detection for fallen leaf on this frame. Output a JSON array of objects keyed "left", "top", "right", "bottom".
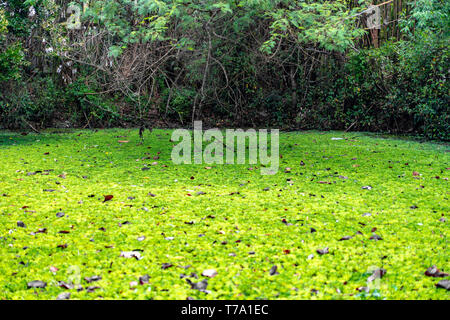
[
  {"left": 425, "top": 266, "right": 449, "bottom": 278},
  {"left": 86, "top": 286, "right": 100, "bottom": 293},
  {"left": 58, "top": 282, "right": 74, "bottom": 290},
  {"left": 139, "top": 275, "right": 150, "bottom": 285},
  {"left": 103, "top": 195, "right": 114, "bottom": 202},
  {"left": 120, "top": 251, "right": 142, "bottom": 260},
  {"left": 27, "top": 280, "right": 46, "bottom": 289},
  {"left": 186, "top": 279, "right": 208, "bottom": 292},
  {"left": 201, "top": 269, "right": 218, "bottom": 278},
  {"left": 56, "top": 292, "right": 70, "bottom": 300},
  {"left": 269, "top": 265, "right": 279, "bottom": 276},
  {"left": 162, "top": 263, "right": 173, "bottom": 270},
  {"left": 84, "top": 275, "right": 102, "bottom": 283},
  {"left": 316, "top": 247, "right": 329, "bottom": 255},
  {"left": 436, "top": 280, "right": 450, "bottom": 290},
  {"left": 370, "top": 234, "right": 383, "bottom": 241},
  {"left": 367, "top": 268, "right": 386, "bottom": 282}
]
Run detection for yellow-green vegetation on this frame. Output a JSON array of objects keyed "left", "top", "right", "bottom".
[{"left": 0, "top": 129, "right": 448, "bottom": 300}]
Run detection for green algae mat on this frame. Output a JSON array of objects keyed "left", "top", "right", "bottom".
[{"left": 0, "top": 129, "right": 448, "bottom": 300}]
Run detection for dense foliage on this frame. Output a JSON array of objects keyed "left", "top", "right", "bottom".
[{"left": 0, "top": 0, "right": 448, "bottom": 139}]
